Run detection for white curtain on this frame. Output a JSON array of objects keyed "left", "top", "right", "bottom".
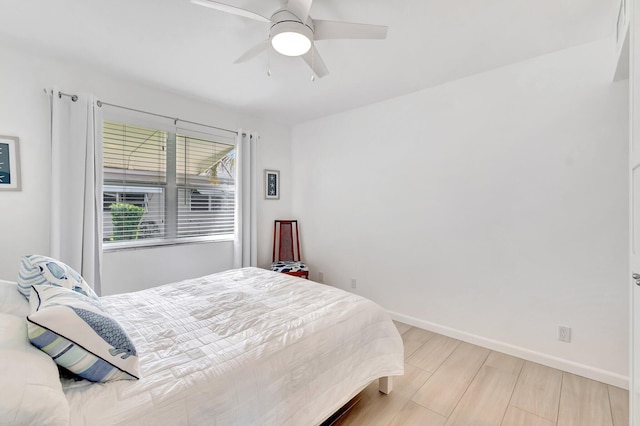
[
  {"left": 49, "top": 90, "right": 104, "bottom": 295},
  {"left": 234, "top": 131, "right": 258, "bottom": 268}
]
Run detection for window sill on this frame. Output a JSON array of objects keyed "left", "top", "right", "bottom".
[{"left": 103, "top": 234, "right": 234, "bottom": 252}]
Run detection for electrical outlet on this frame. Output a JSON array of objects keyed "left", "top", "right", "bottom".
[
  {"left": 351, "top": 279, "right": 357, "bottom": 289},
  {"left": 318, "top": 272, "right": 324, "bottom": 283},
  {"left": 558, "top": 326, "right": 571, "bottom": 343}
]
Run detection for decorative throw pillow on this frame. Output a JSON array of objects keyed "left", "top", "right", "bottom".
[
  {"left": 0, "top": 313, "right": 70, "bottom": 425},
  {"left": 17, "top": 254, "right": 99, "bottom": 302},
  {"left": 27, "top": 285, "right": 139, "bottom": 382}
]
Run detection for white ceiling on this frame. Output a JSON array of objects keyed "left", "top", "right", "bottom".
[{"left": 0, "top": 0, "right": 618, "bottom": 125}]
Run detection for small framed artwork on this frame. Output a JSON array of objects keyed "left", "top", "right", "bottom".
[
  {"left": 0, "top": 135, "right": 21, "bottom": 191},
  {"left": 264, "top": 169, "right": 280, "bottom": 200}
]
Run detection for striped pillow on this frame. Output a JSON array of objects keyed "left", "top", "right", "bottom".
[
  {"left": 17, "top": 255, "right": 99, "bottom": 302},
  {"left": 27, "top": 285, "right": 139, "bottom": 382}
]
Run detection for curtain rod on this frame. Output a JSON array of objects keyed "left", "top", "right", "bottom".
[{"left": 53, "top": 90, "right": 240, "bottom": 136}]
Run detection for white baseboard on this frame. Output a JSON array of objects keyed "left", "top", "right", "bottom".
[{"left": 387, "top": 310, "right": 629, "bottom": 390}]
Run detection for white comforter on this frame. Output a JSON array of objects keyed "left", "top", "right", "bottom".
[{"left": 62, "top": 268, "right": 404, "bottom": 425}]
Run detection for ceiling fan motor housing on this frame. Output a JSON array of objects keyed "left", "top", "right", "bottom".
[{"left": 270, "top": 9, "right": 314, "bottom": 56}]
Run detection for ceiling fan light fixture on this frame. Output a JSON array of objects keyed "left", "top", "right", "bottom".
[
  {"left": 270, "top": 20, "right": 313, "bottom": 56},
  {"left": 272, "top": 32, "right": 311, "bottom": 56}
]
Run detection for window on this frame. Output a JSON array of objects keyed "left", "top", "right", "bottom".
[{"left": 103, "top": 121, "right": 236, "bottom": 248}]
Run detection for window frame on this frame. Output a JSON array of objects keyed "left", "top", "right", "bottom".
[{"left": 101, "top": 112, "right": 237, "bottom": 252}]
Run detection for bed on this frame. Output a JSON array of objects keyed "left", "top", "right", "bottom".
[{"left": 1, "top": 266, "right": 404, "bottom": 425}]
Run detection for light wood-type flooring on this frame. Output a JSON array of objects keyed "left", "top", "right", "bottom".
[{"left": 329, "top": 322, "right": 629, "bottom": 426}]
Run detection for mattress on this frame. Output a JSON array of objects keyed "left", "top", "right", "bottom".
[{"left": 62, "top": 267, "right": 404, "bottom": 425}]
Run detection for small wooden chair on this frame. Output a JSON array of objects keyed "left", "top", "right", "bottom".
[{"left": 270, "top": 220, "right": 309, "bottom": 279}]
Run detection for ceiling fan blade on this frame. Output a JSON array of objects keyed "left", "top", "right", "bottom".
[
  {"left": 301, "top": 44, "right": 329, "bottom": 78},
  {"left": 313, "top": 20, "right": 388, "bottom": 40},
  {"left": 234, "top": 41, "right": 270, "bottom": 64},
  {"left": 191, "top": 0, "right": 271, "bottom": 23},
  {"left": 287, "top": 0, "right": 313, "bottom": 22}
]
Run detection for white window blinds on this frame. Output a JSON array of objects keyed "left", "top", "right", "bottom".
[
  {"left": 103, "top": 120, "right": 236, "bottom": 248},
  {"left": 176, "top": 134, "right": 236, "bottom": 238}
]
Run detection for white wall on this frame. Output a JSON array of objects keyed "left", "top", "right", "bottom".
[
  {"left": 292, "top": 38, "right": 629, "bottom": 386},
  {"left": 0, "top": 39, "right": 292, "bottom": 294}
]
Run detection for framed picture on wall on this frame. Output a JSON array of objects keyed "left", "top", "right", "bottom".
[
  {"left": 0, "top": 135, "right": 21, "bottom": 191},
  {"left": 265, "top": 169, "right": 280, "bottom": 200}
]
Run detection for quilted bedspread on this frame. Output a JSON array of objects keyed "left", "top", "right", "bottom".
[{"left": 62, "top": 268, "right": 404, "bottom": 425}]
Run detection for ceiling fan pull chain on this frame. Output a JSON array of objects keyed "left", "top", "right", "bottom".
[
  {"left": 310, "top": 47, "right": 315, "bottom": 82},
  {"left": 267, "top": 43, "right": 272, "bottom": 77}
]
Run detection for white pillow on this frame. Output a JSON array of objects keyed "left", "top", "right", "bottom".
[
  {"left": 27, "top": 285, "right": 139, "bottom": 383},
  {"left": 0, "top": 280, "right": 29, "bottom": 317},
  {"left": 0, "top": 313, "right": 70, "bottom": 425},
  {"left": 17, "top": 254, "right": 100, "bottom": 302}
]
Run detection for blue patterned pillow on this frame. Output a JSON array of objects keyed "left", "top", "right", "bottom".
[
  {"left": 17, "top": 255, "right": 99, "bottom": 302},
  {"left": 27, "top": 285, "right": 139, "bottom": 382}
]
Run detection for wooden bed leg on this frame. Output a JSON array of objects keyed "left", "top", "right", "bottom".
[{"left": 379, "top": 376, "right": 393, "bottom": 395}]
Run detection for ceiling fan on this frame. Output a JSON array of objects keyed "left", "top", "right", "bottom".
[{"left": 191, "top": 0, "right": 388, "bottom": 78}]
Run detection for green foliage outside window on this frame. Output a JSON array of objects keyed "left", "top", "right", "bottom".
[{"left": 109, "top": 203, "right": 145, "bottom": 241}]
